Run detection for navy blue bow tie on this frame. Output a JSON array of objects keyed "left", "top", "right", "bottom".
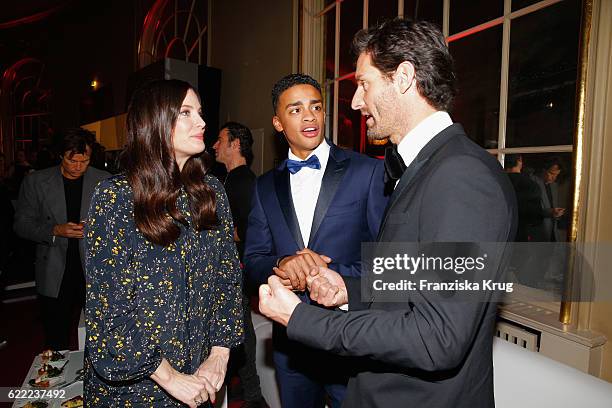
[{"left": 285, "top": 155, "right": 321, "bottom": 174}]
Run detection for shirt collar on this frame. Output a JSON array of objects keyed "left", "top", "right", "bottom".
[
  {"left": 397, "top": 111, "right": 453, "bottom": 168},
  {"left": 288, "top": 139, "right": 331, "bottom": 169}
]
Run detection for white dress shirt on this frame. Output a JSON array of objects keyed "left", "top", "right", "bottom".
[
  {"left": 396, "top": 111, "right": 453, "bottom": 169},
  {"left": 288, "top": 140, "right": 331, "bottom": 247}
]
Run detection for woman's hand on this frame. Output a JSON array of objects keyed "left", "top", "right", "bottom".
[
  {"left": 151, "top": 359, "right": 217, "bottom": 407},
  {"left": 194, "top": 346, "right": 230, "bottom": 392}
]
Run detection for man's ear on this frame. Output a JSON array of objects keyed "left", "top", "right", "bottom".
[
  {"left": 395, "top": 61, "right": 416, "bottom": 94},
  {"left": 273, "top": 116, "right": 284, "bottom": 132},
  {"left": 231, "top": 139, "right": 241, "bottom": 151}
]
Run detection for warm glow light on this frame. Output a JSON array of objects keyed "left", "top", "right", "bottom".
[{"left": 369, "top": 138, "right": 389, "bottom": 145}]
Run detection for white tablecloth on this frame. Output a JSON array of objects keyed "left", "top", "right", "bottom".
[{"left": 12, "top": 350, "right": 84, "bottom": 408}]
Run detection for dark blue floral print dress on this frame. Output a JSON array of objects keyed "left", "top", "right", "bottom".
[{"left": 83, "top": 174, "right": 243, "bottom": 406}]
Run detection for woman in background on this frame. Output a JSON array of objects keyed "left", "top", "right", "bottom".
[{"left": 84, "top": 79, "right": 243, "bottom": 407}]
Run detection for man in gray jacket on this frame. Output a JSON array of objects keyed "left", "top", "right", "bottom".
[
  {"left": 529, "top": 158, "right": 566, "bottom": 242},
  {"left": 14, "top": 128, "right": 109, "bottom": 349}
]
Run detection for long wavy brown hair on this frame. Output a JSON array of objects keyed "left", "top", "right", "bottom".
[{"left": 121, "top": 79, "right": 217, "bottom": 246}]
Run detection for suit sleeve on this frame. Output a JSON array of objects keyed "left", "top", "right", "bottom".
[
  {"left": 287, "top": 155, "right": 513, "bottom": 371},
  {"left": 344, "top": 276, "right": 370, "bottom": 311},
  {"left": 327, "top": 160, "right": 388, "bottom": 278},
  {"left": 13, "top": 173, "right": 56, "bottom": 245},
  {"left": 84, "top": 180, "right": 162, "bottom": 381},
  {"left": 244, "top": 180, "right": 278, "bottom": 286}
]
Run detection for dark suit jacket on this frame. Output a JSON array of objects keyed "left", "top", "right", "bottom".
[
  {"left": 224, "top": 165, "right": 256, "bottom": 259},
  {"left": 507, "top": 172, "right": 543, "bottom": 241},
  {"left": 14, "top": 165, "right": 110, "bottom": 297},
  {"left": 286, "top": 124, "right": 517, "bottom": 408},
  {"left": 528, "top": 176, "right": 562, "bottom": 242},
  {"left": 244, "top": 144, "right": 387, "bottom": 286},
  {"left": 244, "top": 144, "right": 387, "bottom": 351}
]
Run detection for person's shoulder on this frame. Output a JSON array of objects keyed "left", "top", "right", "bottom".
[
  {"left": 529, "top": 173, "right": 544, "bottom": 187},
  {"left": 229, "top": 165, "right": 256, "bottom": 182},
  {"left": 433, "top": 151, "right": 499, "bottom": 182},
  {"left": 89, "top": 176, "right": 134, "bottom": 221},
  {"left": 426, "top": 132, "right": 502, "bottom": 187},
  {"left": 87, "top": 166, "right": 112, "bottom": 180},
  {"left": 438, "top": 132, "right": 500, "bottom": 171},
  {"left": 95, "top": 174, "right": 131, "bottom": 197},
  {"left": 330, "top": 144, "right": 380, "bottom": 167},
  {"left": 204, "top": 172, "right": 224, "bottom": 192},
  {"left": 514, "top": 172, "right": 536, "bottom": 186},
  {"left": 238, "top": 167, "right": 257, "bottom": 186},
  {"left": 243, "top": 166, "right": 257, "bottom": 181},
  {"left": 256, "top": 166, "right": 277, "bottom": 184},
  {"left": 25, "top": 166, "right": 58, "bottom": 182},
  {"left": 33, "top": 166, "right": 58, "bottom": 175}
]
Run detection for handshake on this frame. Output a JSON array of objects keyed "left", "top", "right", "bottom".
[{"left": 259, "top": 248, "right": 348, "bottom": 327}]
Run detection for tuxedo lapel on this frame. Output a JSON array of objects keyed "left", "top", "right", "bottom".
[
  {"left": 308, "top": 146, "right": 349, "bottom": 246},
  {"left": 377, "top": 124, "right": 462, "bottom": 240},
  {"left": 273, "top": 165, "right": 306, "bottom": 249},
  {"left": 377, "top": 159, "right": 428, "bottom": 240}
]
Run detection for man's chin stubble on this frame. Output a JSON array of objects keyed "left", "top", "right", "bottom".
[{"left": 367, "top": 128, "right": 390, "bottom": 141}]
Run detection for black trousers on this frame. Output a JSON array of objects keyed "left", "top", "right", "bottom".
[{"left": 38, "top": 266, "right": 85, "bottom": 350}]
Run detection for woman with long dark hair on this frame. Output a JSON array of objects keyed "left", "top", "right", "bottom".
[{"left": 84, "top": 79, "right": 243, "bottom": 407}]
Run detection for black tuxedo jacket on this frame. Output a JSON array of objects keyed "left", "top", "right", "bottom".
[{"left": 286, "top": 124, "right": 517, "bottom": 407}]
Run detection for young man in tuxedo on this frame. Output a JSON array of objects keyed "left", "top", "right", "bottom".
[
  {"left": 257, "top": 19, "right": 517, "bottom": 408},
  {"left": 243, "top": 74, "right": 387, "bottom": 407}
]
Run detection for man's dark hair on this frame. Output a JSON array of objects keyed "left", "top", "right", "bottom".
[
  {"left": 59, "top": 127, "right": 96, "bottom": 158},
  {"left": 505, "top": 154, "right": 522, "bottom": 170},
  {"left": 542, "top": 156, "right": 563, "bottom": 173},
  {"left": 271, "top": 73, "right": 322, "bottom": 113},
  {"left": 221, "top": 121, "right": 254, "bottom": 167},
  {"left": 352, "top": 18, "right": 456, "bottom": 111}
]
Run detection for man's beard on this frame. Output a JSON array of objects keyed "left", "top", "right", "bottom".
[
  {"left": 366, "top": 86, "right": 399, "bottom": 141},
  {"left": 367, "top": 126, "right": 388, "bottom": 140}
]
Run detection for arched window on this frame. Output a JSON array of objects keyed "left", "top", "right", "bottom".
[
  {"left": 0, "top": 58, "right": 52, "bottom": 164},
  {"left": 137, "top": 0, "right": 209, "bottom": 69}
]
